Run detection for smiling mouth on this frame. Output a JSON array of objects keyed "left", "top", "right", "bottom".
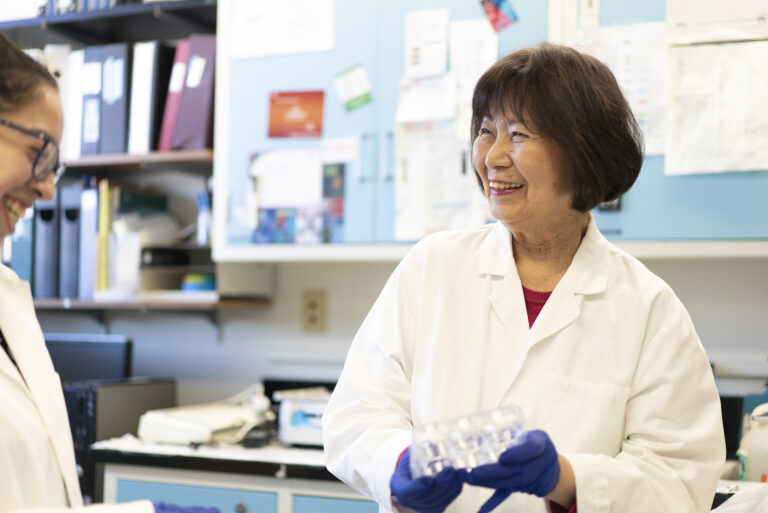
[
  {"left": 489, "top": 181, "right": 523, "bottom": 192},
  {"left": 3, "top": 197, "right": 27, "bottom": 223}
]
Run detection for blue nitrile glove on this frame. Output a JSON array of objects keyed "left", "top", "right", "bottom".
[
  {"left": 390, "top": 447, "right": 467, "bottom": 513},
  {"left": 152, "top": 502, "right": 220, "bottom": 513},
  {"left": 466, "top": 430, "right": 560, "bottom": 513}
]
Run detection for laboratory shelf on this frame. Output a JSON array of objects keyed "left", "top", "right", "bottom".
[
  {"left": 212, "top": 239, "right": 768, "bottom": 263},
  {"left": 34, "top": 295, "right": 269, "bottom": 340},
  {"left": 33, "top": 296, "right": 268, "bottom": 311},
  {"left": 0, "top": 0, "right": 216, "bottom": 47},
  {"left": 213, "top": 243, "right": 413, "bottom": 263},
  {"left": 612, "top": 240, "right": 768, "bottom": 260},
  {"left": 64, "top": 149, "right": 214, "bottom": 176}
]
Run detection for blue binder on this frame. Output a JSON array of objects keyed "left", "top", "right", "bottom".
[
  {"left": 100, "top": 43, "right": 131, "bottom": 154},
  {"left": 58, "top": 183, "right": 82, "bottom": 299},
  {"left": 33, "top": 197, "right": 60, "bottom": 298},
  {"left": 77, "top": 187, "right": 98, "bottom": 300},
  {"left": 80, "top": 46, "right": 103, "bottom": 156}
]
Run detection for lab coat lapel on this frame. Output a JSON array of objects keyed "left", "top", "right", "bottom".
[
  {"left": 528, "top": 217, "right": 610, "bottom": 348},
  {"left": 0, "top": 275, "right": 82, "bottom": 507},
  {"left": 478, "top": 223, "right": 532, "bottom": 406}
]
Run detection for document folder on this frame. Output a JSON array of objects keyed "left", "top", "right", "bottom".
[
  {"left": 33, "top": 197, "right": 60, "bottom": 298},
  {"left": 58, "top": 183, "right": 81, "bottom": 298}
]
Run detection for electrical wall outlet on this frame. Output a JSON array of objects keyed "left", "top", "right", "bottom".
[{"left": 302, "top": 289, "right": 326, "bottom": 332}]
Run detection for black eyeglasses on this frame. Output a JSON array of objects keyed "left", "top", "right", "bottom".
[{"left": 0, "top": 117, "right": 66, "bottom": 184}]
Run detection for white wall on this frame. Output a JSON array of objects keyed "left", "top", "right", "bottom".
[{"left": 37, "top": 258, "right": 768, "bottom": 404}]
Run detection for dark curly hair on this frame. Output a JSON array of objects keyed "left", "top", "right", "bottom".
[
  {"left": 0, "top": 32, "right": 58, "bottom": 114},
  {"left": 470, "top": 43, "right": 644, "bottom": 212}
]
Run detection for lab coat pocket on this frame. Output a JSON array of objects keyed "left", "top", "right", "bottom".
[{"left": 538, "top": 373, "right": 629, "bottom": 456}]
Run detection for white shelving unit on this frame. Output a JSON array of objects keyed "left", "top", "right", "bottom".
[{"left": 213, "top": 239, "right": 768, "bottom": 263}]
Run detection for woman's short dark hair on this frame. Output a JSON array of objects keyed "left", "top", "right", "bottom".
[
  {"left": 0, "top": 32, "right": 58, "bottom": 114},
  {"left": 470, "top": 43, "right": 644, "bottom": 212}
]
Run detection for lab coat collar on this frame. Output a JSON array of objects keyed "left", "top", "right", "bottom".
[
  {"left": 0, "top": 267, "right": 82, "bottom": 507},
  {"left": 480, "top": 216, "right": 613, "bottom": 405},
  {"left": 477, "top": 216, "right": 611, "bottom": 297}
]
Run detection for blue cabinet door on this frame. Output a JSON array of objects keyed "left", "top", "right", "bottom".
[
  {"left": 590, "top": 0, "right": 768, "bottom": 240},
  {"left": 116, "top": 479, "right": 278, "bottom": 513},
  {"left": 292, "top": 494, "right": 378, "bottom": 513},
  {"left": 225, "top": 0, "right": 378, "bottom": 245},
  {"left": 372, "top": 0, "right": 549, "bottom": 242}
]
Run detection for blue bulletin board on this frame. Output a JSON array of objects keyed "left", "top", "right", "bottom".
[
  {"left": 219, "top": 0, "right": 768, "bottom": 252},
  {"left": 591, "top": 0, "right": 768, "bottom": 240},
  {"left": 222, "top": 0, "right": 546, "bottom": 246}
]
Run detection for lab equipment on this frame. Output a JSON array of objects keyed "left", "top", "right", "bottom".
[
  {"left": 737, "top": 402, "right": 768, "bottom": 481},
  {"left": 138, "top": 383, "right": 274, "bottom": 445},
  {"left": 409, "top": 405, "right": 525, "bottom": 479},
  {"left": 390, "top": 448, "right": 466, "bottom": 513},
  {"left": 273, "top": 386, "right": 331, "bottom": 447}
]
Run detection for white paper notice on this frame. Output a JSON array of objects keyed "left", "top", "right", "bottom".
[
  {"left": 667, "top": 0, "right": 768, "bottom": 44},
  {"left": 580, "top": 22, "right": 667, "bottom": 155},
  {"left": 449, "top": 19, "right": 498, "bottom": 140},
  {"left": 321, "top": 135, "right": 362, "bottom": 180},
  {"left": 394, "top": 121, "right": 489, "bottom": 241},
  {"left": 405, "top": 8, "right": 450, "bottom": 78},
  {"left": 665, "top": 40, "right": 768, "bottom": 175},
  {"left": 396, "top": 74, "right": 457, "bottom": 123},
  {"left": 248, "top": 148, "right": 323, "bottom": 208},
  {"left": 229, "top": 0, "right": 335, "bottom": 59}
]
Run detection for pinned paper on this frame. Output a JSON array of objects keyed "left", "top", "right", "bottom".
[
  {"left": 404, "top": 9, "right": 450, "bottom": 78},
  {"left": 481, "top": 0, "right": 518, "bottom": 33},
  {"left": 334, "top": 65, "right": 372, "bottom": 111},
  {"left": 268, "top": 91, "right": 324, "bottom": 138},
  {"left": 230, "top": 0, "right": 335, "bottom": 59},
  {"left": 396, "top": 74, "right": 457, "bottom": 123}
]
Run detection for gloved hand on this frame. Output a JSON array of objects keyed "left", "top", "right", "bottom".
[
  {"left": 466, "top": 430, "right": 560, "bottom": 513},
  {"left": 152, "top": 501, "right": 220, "bottom": 513},
  {"left": 390, "top": 447, "right": 467, "bottom": 513}
]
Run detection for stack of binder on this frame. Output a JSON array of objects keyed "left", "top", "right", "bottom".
[{"left": 28, "top": 35, "right": 216, "bottom": 162}]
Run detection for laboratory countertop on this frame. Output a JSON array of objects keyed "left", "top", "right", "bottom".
[{"left": 90, "top": 435, "right": 334, "bottom": 481}]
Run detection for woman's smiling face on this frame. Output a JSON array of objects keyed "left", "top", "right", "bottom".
[
  {"left": 0, "top": 85, "right": 63, "bottom": 239},
  {"left": 472, "top": 108, "right": 575, "bottom": 234}
]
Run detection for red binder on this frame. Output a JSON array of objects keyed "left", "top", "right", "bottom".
[
  {"left": 157, "top": 39, "right": 190, "bottom": 152},
  {"left": 172, "top": 34, "right": 216, "bottom": 150}
]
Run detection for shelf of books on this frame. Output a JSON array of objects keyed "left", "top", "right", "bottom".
[
  {"left": 0, "top": 0, "right": 216, "bottom": 47},
  {"left": 34, "top": 296, "right": 269, "bottom": 312},
  {"left": 2, "top": 1, "right": 222, "bottom": 307},
  {"left": 65, "top": 149, "right": 214, "bottom": 175}
]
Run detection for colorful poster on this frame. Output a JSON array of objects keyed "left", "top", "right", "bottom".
[
  {"left": 268, "top": 91, "right": 324, "bottom": 138},
  {"left": 334, "top": 65, "right": 372, "bottom": 111},
  {"left": 295, "top": 207, "right": 324, "bottom": 244},
  {"left": 251, "top": 208, "right": 297, "bottom": 243},
  {"left": 481, "top": 0, "right": 518, "bottom": 33},
  {"left": 322, "top": 163, "right": 345, "bottom": 243}
]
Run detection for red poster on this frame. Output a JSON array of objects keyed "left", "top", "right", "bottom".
[{"left": 268, "top": 90, "right": 324, "bottom": 138}]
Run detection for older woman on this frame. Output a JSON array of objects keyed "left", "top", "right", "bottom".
[{"left": 323, "top": 43, "right": 724, "bottom": 513}]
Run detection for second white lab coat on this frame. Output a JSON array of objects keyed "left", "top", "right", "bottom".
[
  {"left": 323, "top": 219, "right": 725, "bottom": 513},
  {"left": 0, "top": 263, "right": 153, "bottom": 513}
]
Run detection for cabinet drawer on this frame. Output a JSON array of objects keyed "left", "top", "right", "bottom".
[
  {"left": 116, "top": 479, "right": 278, "bottom": 513},
  {"left": 292, "top": 494, "right": 378, "bottom": 513}
]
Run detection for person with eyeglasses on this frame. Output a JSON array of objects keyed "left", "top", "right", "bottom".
[
  {"left": 323, "top": 44, "right": 725, "bottom": 513},
  {"left": 0, "top": 33, "right": 217, "bottom": 513}
]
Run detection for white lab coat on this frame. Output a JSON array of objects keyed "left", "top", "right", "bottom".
[
  {"left": 0, "top": 264, "right": 153, "bottom": 513},
  {"left": 323, "top": 218, "right": 725, "bottom": 513}
]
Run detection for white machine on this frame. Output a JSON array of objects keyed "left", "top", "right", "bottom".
[
  {"left": 273, "top": 387, "right": 331, "bottom": 447},
  {"left": 138, "top": 383, "right": 273, "bottom": 445}
]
